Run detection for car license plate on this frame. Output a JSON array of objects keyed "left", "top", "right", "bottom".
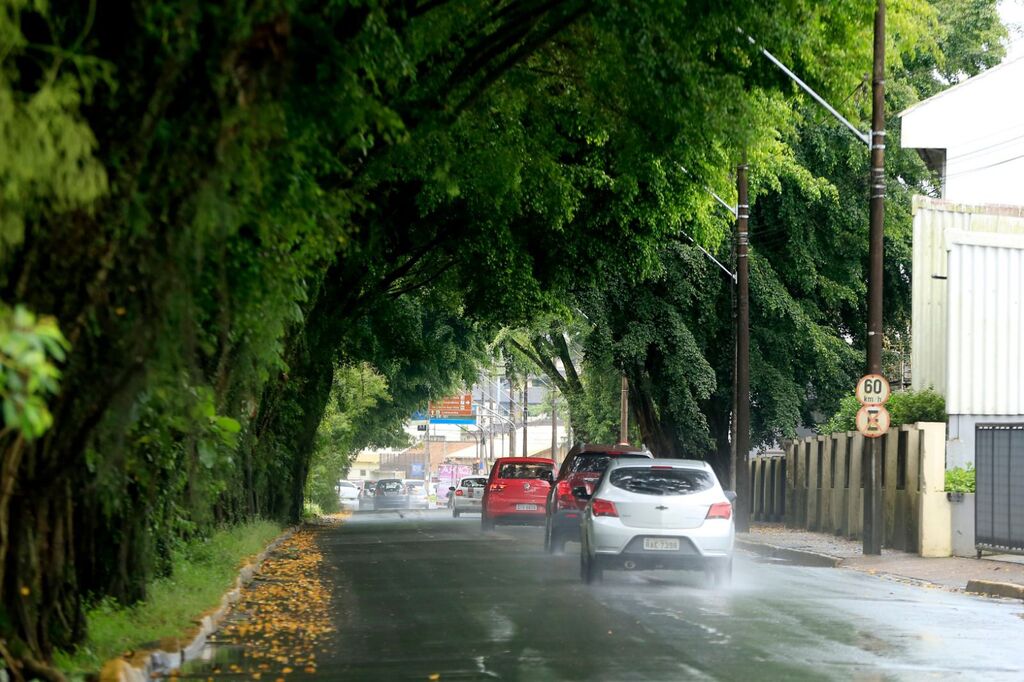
[
  {"left": 643, "top": 538, "right": 680, "bottom": 551},
  {"left": 515, "top": 503, "right": 538, "bottom": 511}
]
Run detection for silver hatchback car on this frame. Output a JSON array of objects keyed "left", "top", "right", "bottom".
[
  {"left": 449, "top": 476, "right": 488, "bottom": 517},
  {"left": 579, "top": 459, "right": 735, "bottom": 585}
]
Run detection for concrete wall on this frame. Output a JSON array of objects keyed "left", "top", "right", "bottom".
[
  {"left": 947, "top": 414, "right": 1024, "bottom": 469},
  {"left": 775, "top": 423, "right": 949, "bottom": 557}
]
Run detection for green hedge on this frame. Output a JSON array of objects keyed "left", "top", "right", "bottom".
[{"left": 820, "top": 388, "right": 946, "bottom": 434}]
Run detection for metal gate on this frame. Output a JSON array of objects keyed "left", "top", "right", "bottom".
[{"left": 976, "top": 424, "right": 1024, "bottom": 554}]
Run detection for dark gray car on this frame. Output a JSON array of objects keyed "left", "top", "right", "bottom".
[{"left": 373, "top": 479, "right": 407, "bottom": 510}]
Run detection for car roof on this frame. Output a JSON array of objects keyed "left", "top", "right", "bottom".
[
  {"left": 493, "top": 457, "right": 555, "bottom": 464},
  {"left": 605, "top": 458, "right": 711, "bottom": 471},
  {"left": 376, "top": 478, "right": 403, "bottom": 483},
  {"left": 570, "top": 442, "right": 651, "bottom": 456}
]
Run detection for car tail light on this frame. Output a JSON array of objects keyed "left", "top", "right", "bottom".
[
  {"left": 556, "top": 480, "right": 574, "bottom": 506},
  {"left": 591, "top": 498, "right": 618, "bottom": 517},
  {"left": 706, "top": 502, "right": 732, "bottom": 520},
  {"left": 489, "top": 483, "right": 505, "bottom": 492},
  {"left": 455, "top": 489, "right": 464, "bottom": 496}
]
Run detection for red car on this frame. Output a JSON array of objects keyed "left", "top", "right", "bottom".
[
  {"left": 544, "top": 443, "right": 652, "bottom": 552},
  {"left": 481, "top": 457, "right": 555, "bottom": 530}
]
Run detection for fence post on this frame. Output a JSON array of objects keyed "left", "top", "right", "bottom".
[
  {"left": 918, "top": 422, "right": 952, "bottom": 557},
  {"left": 848, "top": 433, "right": 864, "bottom": 539}
]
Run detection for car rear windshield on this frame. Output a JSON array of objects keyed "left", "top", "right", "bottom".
[
  {"left": 609, "top": 468, "right": 714, "bottom": 495},
  {"left": 572, "top": 453, "right": 649, "bottom": 474},
  {"left": 377, "top": 480, "right": 403, "bottom": 492},
  {"left": 462, "top": 478, "right": 487, "bottom": 487},
  {"left": 497, "top": 463, "right": 553, "bottom": 479}
]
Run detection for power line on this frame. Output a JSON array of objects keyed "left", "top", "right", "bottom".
[
  {"left": 945, "top": 130, "right": 1024, "bottom": 162},
  {"left": 943, "top": 150, "right": 1024, "bottom": 179}
]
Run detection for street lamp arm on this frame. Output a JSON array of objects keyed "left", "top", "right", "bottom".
[{"left": 739, "top": 28, "right": 871, "bottom": 147}]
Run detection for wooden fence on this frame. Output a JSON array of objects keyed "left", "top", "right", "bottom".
[{"left": 749, "top": 422, "right": 948, "bottom": 554}]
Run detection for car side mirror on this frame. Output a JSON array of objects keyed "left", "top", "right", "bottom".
[
  {"left": 573, "top": 486, "right": 591, "bottom": 500},
  {"left": 725, "top": 490, "right": 737, "bottom": 504},
  {"left": 448, "top": 486, "right": 456, "bottom": 491}
]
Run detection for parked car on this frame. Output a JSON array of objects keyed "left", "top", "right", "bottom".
[
  {"left": 373, "top": 479, "right": 407, "bottom": 510},
  {"left": 578, "top": 459, "right": 735, "bottom": 586},
  {"left": 481, "top": 457, "right": 555, "bottom": 530},
  {"left": 449, "top": 476, "right": 488, "bottom": 517},
  {"left": 337, "top": 480, "right": 360, "bottom": 505},
  {"left": 544, "top": 443, "right": 652, "bottom": 553},
  {"left": 404, "top": 479, "right": 430, "bottom": 509}
]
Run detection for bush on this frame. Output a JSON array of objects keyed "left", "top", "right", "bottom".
[
  {"left": 302, "top": 501, "right": 324, "bottom": 520},
  {"left": 945, "top": 464, "right": 976, "bottom": 493},
  {"left": 819, "top": 388, "right": 946, "bottom": 434},
  {"left": 887, "top": 389, "right": 946, "bottom": 425}
]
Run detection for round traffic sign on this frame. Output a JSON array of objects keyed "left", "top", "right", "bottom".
[
  {"left": 855, "top": 374, "right": 891, "bottom": 405},
  {"left": 856, "top": 404, "right": 890, "bottom": 438}
]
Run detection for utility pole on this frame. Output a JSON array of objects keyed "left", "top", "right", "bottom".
[
  {"left": 863, "top": 0, "right": 887, "bottom": 556},
  {"left": 735, "top": 158, "right": 751, "bottom": 533},
  {"left": 488, "top": 375, "right": 496, "bottom": 462},
  {"left": 618, "top": 375, "right": 629, "bottom": 445},
  {"left": 522, "top": 382, "right": 529, "bottom": 456}
]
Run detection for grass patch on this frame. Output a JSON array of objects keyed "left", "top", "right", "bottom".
[{"left": 56, "top": 520, "right": 283, "bottom": 675}]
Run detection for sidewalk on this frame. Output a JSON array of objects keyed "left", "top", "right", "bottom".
[{"left": 738, "top": 523, "right": 1024, "bottom": 600}]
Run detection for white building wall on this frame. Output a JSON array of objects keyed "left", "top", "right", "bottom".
[{"left": 900, "top": 56, "right": 1024, "bottom": 206}]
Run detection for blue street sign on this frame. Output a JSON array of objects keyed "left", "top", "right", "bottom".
[
  {"left": 410, "top": 463, "right": 425, "bottom": 477},
  {"left": 429, "top": 417, "right": 476, "bottom": 425}
]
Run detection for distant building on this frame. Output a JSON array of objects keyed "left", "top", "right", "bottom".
[{"left": 900, "top": 56, "right": 1024, "bottom": 206}]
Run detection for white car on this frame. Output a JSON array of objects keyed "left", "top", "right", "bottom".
[
  {"left": 579, "top": 459, "right": 735, "bottom": 585},
  {"left": 337, "top": 480, "right": 361, "bottom": 505},
  {"left": 449, "top": 476, "right": 488, "bottom": 517},
  {"left": 403, "top": 479, "right": 430, "bottom": 509}
]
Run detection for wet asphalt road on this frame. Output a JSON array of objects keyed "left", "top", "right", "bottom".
[{"left": 187, "top": 509, "right": 1024, "bottom": 681}]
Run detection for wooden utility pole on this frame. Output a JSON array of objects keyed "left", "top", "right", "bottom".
[
  {"left": 863, "top": 0, "right": 887, "bottom": 555},
  {"left": 618, "top": 375, "right": 629, "bottom": 445},
  {"left": 735, "top": 158, "right": 751, "bottom": 533}
]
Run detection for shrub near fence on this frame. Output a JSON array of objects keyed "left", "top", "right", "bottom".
[{"left": 751, "top": 422, "right": 949, "bottom": 556}]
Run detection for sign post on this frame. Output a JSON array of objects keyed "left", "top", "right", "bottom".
[{"left": 856, "top": 373, "right": 890, "bottom": 555}]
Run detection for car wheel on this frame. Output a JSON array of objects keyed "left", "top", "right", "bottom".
[
  {"left": 453, "top": 507, "right": 460, "bottom": 518},
  {"left": 481, "top": 516, "right": 494, "bottom": 531},
  {"left": 550, "top": 527, "right": 567, "bottom": 555},
  {"left": 581, "top": 550, "right": 602, "bottom": 584}
]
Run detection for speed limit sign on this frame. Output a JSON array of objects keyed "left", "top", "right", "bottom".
[{"left": 856, "top": 374, "right": 891, "bottom": 405}]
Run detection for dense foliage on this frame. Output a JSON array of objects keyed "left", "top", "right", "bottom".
[
  {"left": 0, "top": 0, "right": 1008, "bottom": 672},
  {"left": 506, "top": 0, "right": 1004, "bottom": 478}
]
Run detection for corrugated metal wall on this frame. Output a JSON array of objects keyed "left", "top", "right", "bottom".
[
  {"left": 910, "top": 197, "right": 1024, "bottom": 395},
  {"left": 947, "top": 230, "right": 1024, "bottom": 415}
]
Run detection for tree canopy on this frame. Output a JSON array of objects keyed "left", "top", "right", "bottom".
[{"left": 0, "top": 0, "right": 1008, "bottom": 671}]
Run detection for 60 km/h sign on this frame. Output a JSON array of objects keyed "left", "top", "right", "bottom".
[{"left": 855, "top": 374, "right": 891, "bottom": 406}]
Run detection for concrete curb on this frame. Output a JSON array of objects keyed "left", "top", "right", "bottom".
[
  {"left": 965, "top": 579, "right": 1024, "bottom": 601},
  {"left": 735, "top": 537, "right": 844, "bottom": 568},
  {"left": 99, "top": 525, "right": 299, "bottom": 682}
]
